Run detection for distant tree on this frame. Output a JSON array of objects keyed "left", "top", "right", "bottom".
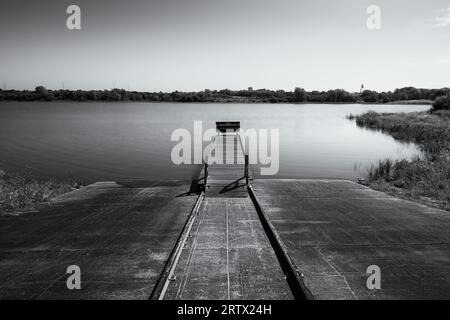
[
  {"left": 404, "top": 87, "right": 421, "bottom": 100},
  {"left": 393, "top": 87, "right": 425, "bottom": 101},
  {"left": 432, "top": 95, "right": 450, "bottom": 111},
  {"left": 361, "top": 90, "right": 379, "bottom": 103},
  {"left": 219, "top": 89, "right": 233, "bottom": 96},
  {"left": 333, "top": 89, "right": 356, "bottom": 102},
  {"left": 379, "top": 92, "right": 394, "bottom": 103},
  {"left": 43, "top": 92, "right": 55, "bottom": 101},
  {"left": 294, "top": 87, "right": 307, "bottom": 102},
  {"left": 429, "top": 88, "right": 450, "bottom": 100},
  {"left": 35, "top": 86, "right": 48, "bottom": 94},
  {"left": 88, "top": 91, "right": 98, "bottom": 101},
  {"left": 35, "top": 86, "right": 55, "bottom": 101}
]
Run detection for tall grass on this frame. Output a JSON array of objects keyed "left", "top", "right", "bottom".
[
  {"left": 350, "top": 110, "right": 450, "bottom": 210},
  {"left": 0, "top": 169, "right": 74, "bottom": 215},
  {"left": 353, "top": 110, "right": 450, "bottom": 153}
]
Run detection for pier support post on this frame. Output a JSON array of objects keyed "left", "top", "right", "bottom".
[
  {"left": 204, "top": 163, "right": 208, "bottom": 188},
  {"left": 245, "top": 155, "right": 249, "bottom": 185}
]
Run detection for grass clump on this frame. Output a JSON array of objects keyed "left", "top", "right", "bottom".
[{"left": 0, "top": 169, "right": 75, "bottom": 216}]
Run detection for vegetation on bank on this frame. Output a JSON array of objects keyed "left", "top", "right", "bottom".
[
  {"left": 0, "top": 86, "right": 448, "bottom": 104},
  {"left": 349, "top": 96, "right": 450, "bottom": 210},
  {"left": 0, "top": 169, "right": 76, "bottom": 216}
]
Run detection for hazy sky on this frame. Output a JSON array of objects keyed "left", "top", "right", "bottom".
[{"left": 0, "top": 0, "right": 449, "bottom": 92}]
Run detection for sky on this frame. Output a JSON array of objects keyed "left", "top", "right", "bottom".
[{"left": 0, "top": 0, "right": 449, "bottom": 92}]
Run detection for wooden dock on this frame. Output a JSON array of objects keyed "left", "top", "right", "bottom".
[
  {"left": 158, "top": 195, "right": 294, "bottom": 300},
  {"left": 152, "top": 127, "right": 298, "bottom": 299},
  {"left": 198, "top": 133, "right": 250, "bottom": 198}
]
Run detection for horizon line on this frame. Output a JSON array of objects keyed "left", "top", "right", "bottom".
[{"left": 2, "top": 85, "right": 450, "bottom": 94}]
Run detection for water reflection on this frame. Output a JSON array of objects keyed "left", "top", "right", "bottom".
[{"left": 0, "top": 102, "right": 429, "bottom": 183}]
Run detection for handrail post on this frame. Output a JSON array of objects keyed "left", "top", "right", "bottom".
[
  {"left": 204, "top": 162, "right": 208, "bottom": 188},
  {"left": 244, "top": 155, "right": 249, "bottom": 185}
]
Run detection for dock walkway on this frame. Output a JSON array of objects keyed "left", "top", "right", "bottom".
[
  {"left": 198, "top": 133, "right": 249, "bottom": 197},
  {"left": 161, "top": 196, "right": 293, "bottom": 299},
  {"left": 155, "top": 129, "right": 295, "bottom": 299}
]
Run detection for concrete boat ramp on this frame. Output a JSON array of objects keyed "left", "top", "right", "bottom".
[
  {"left": 1, "top": 179, "right": 450, "bottom": 299},
  {"left": 1, "top": 126, "right": 450, "bottom": 299}
]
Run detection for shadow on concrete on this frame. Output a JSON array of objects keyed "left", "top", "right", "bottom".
[
  {"left": 176, "top": 180, "right": 202, "bottom": 197},
  {"left": 218, "top": 177, "right": 246, "bottom": 194}
]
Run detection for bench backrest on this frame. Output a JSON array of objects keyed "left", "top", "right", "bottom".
[{"left": 216, "top": 121, "right": 240, "bottom": 133}]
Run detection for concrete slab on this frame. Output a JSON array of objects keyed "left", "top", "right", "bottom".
[
  {"left": 0, "top": 180, "right": 198, "bottom": 299},
  {"left": 251, "top": 179, "right": 450, "bottom": 300},
  {"left": 3, "top": 178, "right": 448, "bottom": 300}
]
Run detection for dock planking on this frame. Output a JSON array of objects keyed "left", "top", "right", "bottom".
[
  {"left": 162, "top": 196, "right": 294, "bottom": 300},
  {"left": 199, "top": 133, "right": 250, "bottom": 198},
  {"left": 159, "top": 130, "right": 293, "bottom": 299}
]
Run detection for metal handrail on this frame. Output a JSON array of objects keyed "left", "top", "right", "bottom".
[
  {"left": 238, "top": 133, "right": 250, "bottom": 185},
  {"left": 204, "top": 162, "right": 208, "bottom": 187},
  {"left": 245, "top": 154, "right": 249, "bottom": 185}
]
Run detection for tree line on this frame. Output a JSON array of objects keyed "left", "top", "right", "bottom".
[{"left": 0, "top": 85, "right": 449, "bottom": 104}]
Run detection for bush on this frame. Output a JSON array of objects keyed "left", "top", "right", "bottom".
[{"left": 433, "top": 96, "right": 450, "bottom": 111}]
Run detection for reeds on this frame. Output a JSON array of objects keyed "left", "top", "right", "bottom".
[
  {"left": 0, "top": 169, "right": 74, "bottom": 215},
  {"left": 351, "top": 110, "right": 450, "bottom": 210}
]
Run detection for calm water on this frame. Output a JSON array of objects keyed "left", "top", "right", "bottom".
[{"left": 0, "top": 102, "right": 429, "bottom": 183}]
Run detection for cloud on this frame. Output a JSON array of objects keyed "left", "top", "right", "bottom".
[{"left": 434, "top": 7, "right": 450, "bottom": 27}]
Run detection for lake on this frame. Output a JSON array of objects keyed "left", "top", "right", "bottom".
[{"left": 0, "top": 102, "right": 430, "bottom": 183}]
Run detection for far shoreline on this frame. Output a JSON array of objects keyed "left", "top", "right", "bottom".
[
  {"left": 0, "top": 86, "right": 444, "bottom": 105},
  {"left": 0, "top": 100, "right": 433, "bottom": 106}
]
